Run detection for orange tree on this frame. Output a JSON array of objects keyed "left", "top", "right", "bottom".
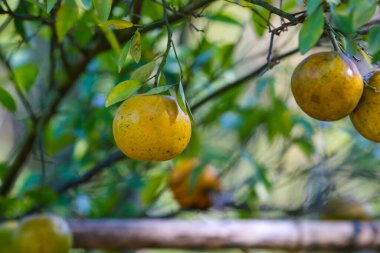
[{"left": 0, "top": 0, "right": 380, "bottom": 243}]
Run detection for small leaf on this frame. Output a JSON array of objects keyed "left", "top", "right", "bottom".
[
  {"left": 0, "top": 86, "right": 16, "bottom": 112},
  {"left": 331, "top": 4, "right": 355, "bottom": 34},
  {"left": 299, "top": 6, "right": 324, "bottom": 54},
  {"left": 118, "top": 41, "right": 131, "bottom": 73},
  {"left": 47, "top": 0, "right": 58, "bottom": 12},
  {"left": 177, "top": 81, "right": 187, "bottom": 114},
  {"left": 158, "top": 74, "right": 166, "bottom": 86},
  {"left": 342, "top": 36, "right": 358, "bottom": 57},
  {"left": 144, "top": 85, "right": 175, "bottom": 95},
  {"left": 185, "top": 100, "right": 195, "bottom": 123},
  {"left": 350, "top": 0, "right": 377, "bottom": 28},
  {"left": 13, "top": 64, "right": 38, "bottom": 91},
  {"left": 131, "top": 61, "right": 156, "bottom": 82},
  {"left": 105, "top": 80, "right": 142, "bottom": 107},
  {"left": 306, "top": 0, "right": 323, "bottom": 15},
  {"left": 104, "top": 19, "right": 134, "bottom": 30},
  {"left": 368, "top": 25, "right": 380, "bottom": 55},
  {"left": 130, "top": 31, "right": 141, "bottom": 63},
  {"left": 55, "top": 0, "right": 79, "bottom": 42},
  {"left": 93, "top": 0, "right": 112, "bottom": 22}
]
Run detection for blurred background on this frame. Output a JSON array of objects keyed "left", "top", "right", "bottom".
[{"left": 0, "top": 0, "right": 380, "bottom": 252}]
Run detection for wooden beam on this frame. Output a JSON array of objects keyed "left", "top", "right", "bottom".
[{"left": 69, "top": 219, "right": 380, "bottom": 250}]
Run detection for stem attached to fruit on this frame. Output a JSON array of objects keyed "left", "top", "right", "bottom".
[{"left": 325, "top": 21, "right": 340, "bottom": 52}]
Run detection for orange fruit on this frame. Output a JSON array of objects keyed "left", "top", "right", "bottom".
[
  {"left": 15, "top": 214, "right": 72, "bottom": 253},
  {"left": 0, "top": 221, "right": 18, "bottom": 253},
  {"left": 291, "top": 52, "right": 363, "bottom": 121},
  {"left": 168, "top": 159, "right": 221, "bottom": 209},
  {"left": 113, "top": 95, "right": 191, "bottom": 161},
  {"left": 350, "top": 71, "right": 380, "bottom": 142},
  {"left": 319, "top": 197, "right": 371, "bottom": 221}
]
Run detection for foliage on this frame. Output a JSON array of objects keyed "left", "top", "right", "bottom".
[{"left": 0, "top": 0, "right": 379, "bottom": 252}]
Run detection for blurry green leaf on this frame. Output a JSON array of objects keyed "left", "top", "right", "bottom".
[
  {"left": 185, "top": 100, "right": 195, "bottom": 123},
  {"left": 358, "top": 47, "right": 372, "bottom": 65},
  {"left": 14, "top": 18, "right": 27, "bottom": 42},
  {"left": 207, "top": 14, "right": 242, "bottom": 26},
  {"left": 131, "top": 61, "right": 156, "bottom": 82},
  {"left": 299, "top": 6, "right": 324, "bottom": 54},
  {"left": 55, "top": 0, "right": 79, "bottom": 42},
  {"left": 105, "top": 80, "right": 142, "bottom": 107},
  {"left": 46, "top": 0, "right": 57, "bottom": 12},
  {"left": 93, "top": 0, "right": 112, "bottom": 22},
  {"left": 24, "top": 187, "right": 58, "bottom": 205},
  {"left": 13, "top": 64, "right": 38, "bottom": 91},
  {"left": 104, "top": 19, "right": 135, "bottom": 29},
  {"left": 251, "top": 6, "right": 270, "bottom": 37},
  {"left": 177, "top": 81, "right": 187, "bottom": 114},
  {"left": 342, "top": 36, "right": 358, "bottom": 57},
  {"left": 144, "top": 85, "right": 175, "bottom": 95},
  {"left": 0, "top": 87, "right": 16, "bottom": 112},
  {"left": 294, "top": 137, "right": 315, "bottom": 156},
  {"left": 75, "top": 0, "right": 91, "bottom": 9},
  {"left": 118, "top": 41, "right": 131, "bottom": 73},
  {"left": 130, "top": 31, "right": 141, "bottom": 63},
  {"left": 349, "top": 0, "right": 376, "bottom": 28},
  {"left": 73, "top": 139, "right": 89, "bottom": 161},
  {"left": 306, "top": 0, "right": 323, "bottom": 15},
  {"left": 141, "top": 174, "right": 166, "bottom": 205},
  {"left": 368, "top": 25, "right": 380, "bottom": 55},
  {"left": 158, "top": 74, "right": 166, "bottom": 86},
  {"left": 331, "top": 3, "right": 355, "bottom": 34}
]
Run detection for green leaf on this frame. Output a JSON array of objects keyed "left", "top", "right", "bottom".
[
  {"left": 349, "top": 0, "right": 377, "bottom": 28},
  {"left": 104, "top": 19, "right": 135, "bottom": 30},
  {"left": 144, "top": 85, "right": 175, "bottom": 95},
  {"left": 118, "top": 41, "right": 131, "bottom": 73},
  {"left": 185, "top": 100, "right": 195, "bottom": 123},
  {"left": 93, "top": 0, "right": 112, "bottom": 22},
  {"left": 342, "top": 36, "right": 358, "bottom": 57},
  {"left": 331, "top": 4, "right": 355, "bottom": 34},
  {"left": 47, "top": 0, "right": 57, "bottom": 12},
  {"left": 131, "top": 61, "right": 156, "bottom": 82},
  {"left": 75, "top": 0, "right": 91, "bottom": 10},
  {"left": 251, "top": 6, "right": 270, "bottom": 37},
  {"left": 306, "top": 0, "right": 323, "bottom": 15},
  {"left": 207, "top": 14, "right": 242, "bottom": 26},
  {"left": 55, "top": 0, "right": 79, "bottom": 42},
  {"left": 177, "top": 81, "right": 187, "bottom": 114},
  {"left": 130, "top": 31, "right": 141, "bottom": 63},
  {"left": 158, "top": 73, "right": 166, "bottom": 86},
  {"left": 13, "top": 64, "right": 38, "bottom": 91},
  {"left": 0, "top": 86, "right": 16, "bottom": 112},
  {"left": 105, "top": 80, "right": 142, "bottom": 107},
  {"left": 299, "top": 6, "right": 324, "bottom": 54},
  {"left": 368, "top": 25, "right": 380, "bottom": 55}
]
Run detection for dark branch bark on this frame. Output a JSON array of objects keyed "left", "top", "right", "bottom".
[{"left": 70, "top": 219, "right": 380, "bottom": 250}]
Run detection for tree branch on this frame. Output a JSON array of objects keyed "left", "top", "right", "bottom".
[
  {"left": 191, "top": 48, "right": 299, "bottom": 111},
  {"left": 70, "top": 219, "right": 380, "bottom": 250}
]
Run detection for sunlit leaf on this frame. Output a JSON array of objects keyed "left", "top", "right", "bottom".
[
  {"left": 131, "top": 61, "right": 156, "bottom": 82},
  {"left": 143, "top": 85, "right": 175, "bottom": 95},
  {"left": 104, "top": 19, "right": 135, "bottom": 30},
  {"left": 105, "top": 80, "right": 142, "bottom": 107},
  {"left": 118, "top": 41, "right": 131, "bottom": 73},
  {"left": 47, "top": 0, "right": 58, "bottom": 12},
  {"left": 130, "top": 31, "right": 141, "bottom": 63},
  {"left": 56, "top": 0, "right": 79, "bottom": 42},
  {"left": 93, "top": 0, "right": 112, "bottom": 22},
  {"left": 0, "top": 86, "right": 16, "bottom": 112},
  {"left": 13, "top": 64, "right": 38, "bottom": 91}
]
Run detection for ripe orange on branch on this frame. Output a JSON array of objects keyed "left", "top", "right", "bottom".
[
  {"left": 350, "top": 71, "right": 380, "bottom": 142},
  {"left": 113, "top": 95, "right": 191, "bottom": 161},
  {"left": 291, "top": 52, "right": 363, "bottom": 121},
  {"left": 168, "top": 159, "right": 221, "bottom": 209}
]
